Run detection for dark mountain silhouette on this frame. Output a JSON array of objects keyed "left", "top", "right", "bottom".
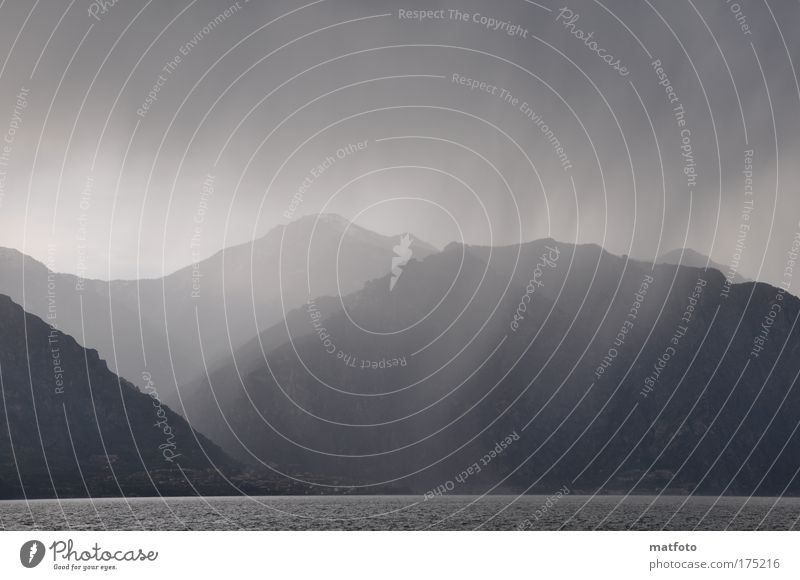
[
  {"left": 0, "top": 293, "right": 241, "bottom": 499},
  {"left": 180, "top": 239, "right": 800, "bottom": 496},
  {"left": 658, "top": 248, "right": 747, "bottom": 284},
  {"left": 0, "top": 215, "right": 437, "bottom": 414}
]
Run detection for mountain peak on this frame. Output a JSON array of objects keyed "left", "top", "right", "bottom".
[
  {"left": 288, "top": 213, "right": 439, "bottom": 255},
  {"left": 295, "top": 212, "right": 352, "bottom": 228}
]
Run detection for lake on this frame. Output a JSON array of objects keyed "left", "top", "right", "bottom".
[{"left": 1, "top": 495, "right": 798, "bottom": 530}]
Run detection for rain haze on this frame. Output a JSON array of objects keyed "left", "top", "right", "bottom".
[{"left": 0, "top": 0, "right": 797, "bottom": 288}]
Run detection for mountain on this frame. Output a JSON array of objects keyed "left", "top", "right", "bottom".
[
  {"left": 658, "top": 248, "right": 747, "bottom": 284},
  {"left": 0, "top": 293, "right": 240, "bottom": 499},
  {"left": 0, "top": 214, "right": 437, "bottom": 413},
  {"left": 179, "top": 239, "right": 800, "bottom": 496}
]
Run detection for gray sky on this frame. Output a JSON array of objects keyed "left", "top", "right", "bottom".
[{"left": 0, "top": 0, "right": 798, "bottom": 288}]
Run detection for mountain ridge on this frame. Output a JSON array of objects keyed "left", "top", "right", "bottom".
[
  {"left": 0, "top": 292, "right": 240, "bottom": 499},
  {"left": 177, "top": 238, "right": 800, "bottom": 496},
  {"left": 0, "top": 214, "right": 439, "bottom": 413}
]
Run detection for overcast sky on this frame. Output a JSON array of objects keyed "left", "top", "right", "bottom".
[{"left": 0, "top": 0, "right": 798, "bottom": 287}]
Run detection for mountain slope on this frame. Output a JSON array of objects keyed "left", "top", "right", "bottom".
[
  {"left": 0, "top": 293, "right": 239, "bottom": 499},
  {"left": 179, "top": 240, "right": 800, "bottom": 496},
  {"left": 658, "top": 248, "right": 747, "bottom": 284}
]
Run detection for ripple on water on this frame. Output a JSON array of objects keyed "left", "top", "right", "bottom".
[{"left": 1, "top": 495, "right": 798, "bottom": 530}]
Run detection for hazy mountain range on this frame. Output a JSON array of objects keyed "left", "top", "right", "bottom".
[
  {"left": 179, "top": 237, "right": 800, "bottom": 495},
  {"left": 0, "top": 214, "right": 437, "bottom": 412},
  {"left": 1, "top": 215, "right": 799, "bottom": 498}
]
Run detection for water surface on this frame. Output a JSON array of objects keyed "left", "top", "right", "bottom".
[{"left": 1, "top": 495, "right": 797, "bottom": 530}]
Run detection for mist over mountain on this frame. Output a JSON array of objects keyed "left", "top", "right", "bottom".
[
  {"left": 181, "top": 238, "right": 800, "bottom": 496},
  {"left": 0, "top": 0, "right": 798, "bottom": 540},
  {"left": 0, "top": 215, "right": 437, "bottom": 413},
  {"left": 2, "top": 215, "right": 798, "bottom": 498}
]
